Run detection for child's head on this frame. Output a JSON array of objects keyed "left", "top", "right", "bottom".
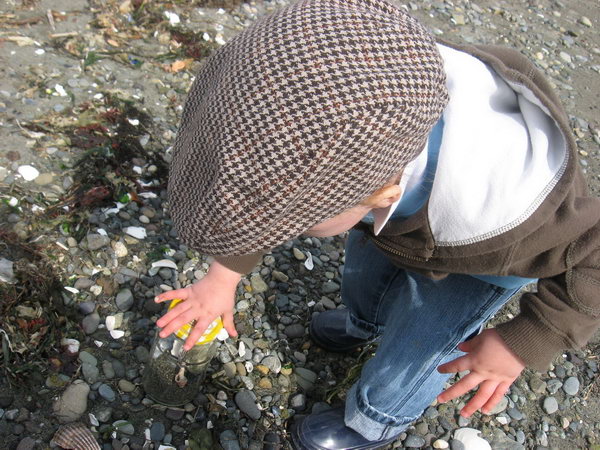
[{"left": 169, "top": 0, "right": 448, "bottom": 256}]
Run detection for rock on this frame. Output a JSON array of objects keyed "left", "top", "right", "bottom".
[
  {"left": 220, "top": 429, "right": 241, "bottom": 450},
  {"left": 528, "top": 376, "right": 546, "bottom": 394},
  {"left": 77, "top": 301, "right": 96, "bottom": 315},
  {"left": 272, "top": 270, "right": 289, "bottom": 282},
  {"left": 118, "top": 380, "right": 136, "bottom": 393},
  {"left": 16, "top": 437, "right": 35, "bottom": 450},
  {"left": 484, "top": 395, "right": 508, "bottom": 415},
  {"left": 261, "top": 355, "right": 281, "bottom": 374},
  {"left": 250, "top": 273, "right": 268, "bottom": 293},
  {"left": 488, "top": 428, "right": 525, "bottom": 450},
  {"left": 135, "top": 346, "right": 149, "bottom": 363},
  {"left": 115, "top": 289, "right": 134, "bottom": 311},
  {"left": 46, "top": 373, "right": 70, "bottom": 389},
  {"left": 98, "top": 384, "right": 116, "bottom": 402},
  {"left": 290, "top": 393, "right": 306, "bottom": 411},
  {"left": 559, "top": 51, "right": 572, "bottom": 63},
  {"left": 82, "top": 313, "right": 100, "bottom": 334},
  {"left": 165, "top": 408, "right": 184, "bottom": 420},
  {"left": 234, "top": 390, "right": 261, "bottom": 420},
  {"left": 546, "top": 379, "right": 563, "bottom": 394},
  {"left": 433, "top": 439, "right": 449, "bottom": 449},
  {"left": 113, "top": 420, "right": 134, "bottom": 435},
  {"left": 150, "top": 421, "right": 165, "bottom": 441},
  {"left": 284, "top": 324, "right": 305, "bottom": 338},
  {"left": 82, "top": 363, "right": 99, "bottom": 384},
  {"left": 580, "top": 16, "right": 593, "bottom": 27},
  {"left": 86, "top": 234, "right": 110, "bottom": 250},
  {"left": 112, "top": 241, "right": 128, "bottom": 257},
  {"left": 53, "top": 380, "right": 89, "bottom": 423},
  {"left": 405, "top": 434, "right": 426, "bottom": 448},
  {"left": 102, "top": 360, "right": 115, "bottom": 379},
  {"left": 562, "top": 376, "right": 580, "bottom": 395},
  {"left": 322, "top": 281, "right": 340, "bottom": 293},
  {"left": 543, "top": 396, "right": 559, "bottom": 414},
  {"left": 293, "top": 248, "right": 306, "bottom": 260}
]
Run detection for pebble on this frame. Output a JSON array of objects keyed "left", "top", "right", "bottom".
[
  {"left": 250, "top": 273, "right": 268, "bottom": 293},
  {"left": 113, "top": 420, "right": 134, "bottom": 435},
  {"left": 234, "top": 390, "right": 261, "bottom": 420},
  {"left": 543, "top": 396, "right": 559, "bottom": 414},
  {"left": 86, "top": 233, "right": 110, "bottom": 250},
  {"left": 220, "top": 429, "right": 241, "bottom": 450},
  {"left": 284, "top": 323, "right": 305, "bottom": 338},
  {"left": 98, "top": 384, "right": 116, "bottom": 402},
  {"left": 150, "top": 421, "right": 165, "bottom": 441},
  {"left": 405, "top": 434, "right": 426, "bottom": 447},
  {"left": 116, "top": 289, "right": 134, "bottom": 311},
  {"left": 562, "top": 376, "right": 580, "bottom": 395},
  {"left": 433, "top": 439, "right": 449, "bottom": 449},
  {"left": 82, "top": 313, "right": 100, "bottom": 334},
  {"left": 261, "top": 355, "right": 282, "bottom": 374},
  {"left": 53, "top": 380, "right": 89, "bottom": 423},
  {"left": 118, "top": 379, "right": 136, "bottom": 393}
]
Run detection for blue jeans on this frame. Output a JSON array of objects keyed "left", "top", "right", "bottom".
[{"left": 341, "top": 230, "right": 524, "bottom": 441}]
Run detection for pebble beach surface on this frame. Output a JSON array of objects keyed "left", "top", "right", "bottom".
[{"left": 0, "top": 0, "right": 599, "bottom": 449}]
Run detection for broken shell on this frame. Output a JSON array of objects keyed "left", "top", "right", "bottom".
[{"left": 51, "top": 422, "right": 101, "bottom": 450}]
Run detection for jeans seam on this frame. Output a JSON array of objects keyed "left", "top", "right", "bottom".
[{"left": 372, "top": 266, "right": 404, "bottom": 329}]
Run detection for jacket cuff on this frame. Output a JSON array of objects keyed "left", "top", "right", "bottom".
[
  {"left": 214, "top": 252, "right": 263, "bottom": 274},
  {"left": 495, "top": 313, "right": 567, "bottom": 372}
]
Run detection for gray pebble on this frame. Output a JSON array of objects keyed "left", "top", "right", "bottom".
[
  {"left": 234, "top": 390, "right": 261, "bottom": 420},
  {"left": 546, "top": 378, "right": 563, "bottom": 394},
  {"left": 284, "top": 324, "right": 305, "bottom": 338},
  {"left": 135, "top": 346, "right": 149, "bottom": 363},
  {"left": 82, "top": 313, "right": 100, "bottom": 334},
  {"left": 543, "top": 396, "right": 558, "bottom": 414},
  {"left": 220, "top": 429, "right": 241, "bottom": 450},
  {"left": 102, "top": 360, "right": 115, "bottom": 379},
  {"left": 290, "top": 393, "right": 306, "bottom": 411},
  {"left": 261, "top": 355, "right": 281, "bottom": 374},
  {"left": 79, "top": 351, "right": 98, "bottom": 366},
  {"left": 116, "top": 289, "right": 134, "bottom": 311},
  {"left": 113, "top": 420, "right": 134, "bottom": 435},
  {"left": 562, "top": 376, "right": 580, "bottom": 395},
  {"left": 322, "top": 281, "right": 340, "bottom": 293},
  {"left": 98, "top": 384, "right": 116, "bottom": 402},
  {"left": 450, "top": 439, "right": 466, "bottom": 450},
  {"left": 118, "top": 379, "right": 136, "bottom": 393},
  {"left": 150, "top": 421, "right": 165, "bottom": 441},
  {"left": 165, "top": 408, "right": 184, "bottom": 420},
  {"left": 82, "top": 363, "right": 99, "bottom": 384},
  {"left": 404, "top": 434, "right": 426, "bottom": 448},
  {"left": 77, "top": 301, "right": 96, "bottom": 315},
  {"left": 86, "top": 234, "right": 110, "bottom": 250}
]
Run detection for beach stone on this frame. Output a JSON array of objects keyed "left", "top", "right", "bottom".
[
  {"left": 322, "top": 281, "right": 340, "bottom": 293},
  {"left": 250, "top": 273, "right": 268, "bottom": 293},
  {"left": 116, "top": 289, "right": 134, "bottom": 311},
  {"left": 563, "top": 376, "right": 580, "bottom": 395},
  {"left": 102, "top": 361, "right": 115, "bottom": 379},
  {"left": 79, "top": 351, "right": 97, "bottom": 366},
  {"left": 405, "top": 434, "right": 426, "bottom": 447},
  {"left": 86, "top": 234, "right": 110, "bottom": 250},
  {"left": 113, "top": 420, "right": 134, "bottom": 435},
  {"left": 53, "top": 380, "right": 89, "bottom": 423},
  {"left": 135, "top": 346, "right": 149, "bottom": 363},
  {"left": 290, "top": 393, "right": 306, "bottom": 411},
  {"left": 74, "top": 278, "right": 94, "bottom": 290},
  {"left": 82, "top": 313, "right": 100, "bottom": 334},
  {"left": 77, "top": 301, "right": 96, "bottom": 315},
  {"left": 293, "top": 248, "right": 306, "bottom": 260},
  {"left": 484, "top": 396, "right": 508, "bottom": 415},
  {"left": 284, "top": 324, "right": 305, "bottom": 338},
  {"left": 529, "top": 376, "right": 547, "bottom": 394},
  {"left": 166, "top": 408, "right": 185, "bottom": 420},
  {"left": 234, "top": 390, "right": 261, "bottom": 420},
  {"left": 150, "top": 421, "right": 165, "bottom": 441},
  {"left": 82, "top": 363, "right": 99, "bottom": 384},
  {"left": 220, "top": 429, "right": 241, "bottom": 450},
  {"left": 15, "top": 437, "right": 35, "bottom": 450},
  {"left": 546, "top": 379, "right": 563, "bottom": 394},
  {"left": 98, "top": 384, "right": 116, "bottom": 402},
  {"left": 543, "top": 396, "right": 559, "bottom": 414},
  {"left": 118, "top": 379, "right": 136, "bottom": 393},
  {"left": 261, "top": 355, "right": 281, "bottom": 374},
  {"left": 433, "top": 439, "right": 449, "bottom": 449}
]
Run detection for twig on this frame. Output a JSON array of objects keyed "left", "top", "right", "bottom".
[{"left": 47, "top": 9, "right": 56, "bottom": 31}]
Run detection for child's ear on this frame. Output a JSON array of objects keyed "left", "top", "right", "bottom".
[{"left": 363, "top": 185, "right": 402, "bottom": 209}]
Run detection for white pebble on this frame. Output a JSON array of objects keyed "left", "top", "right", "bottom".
[{"left": 17, "top": 165, "right": 40, "bottom": 181}]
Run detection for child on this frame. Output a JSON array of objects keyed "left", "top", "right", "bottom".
[{"left": 155, "top": 0, "right": 600, "bottom": 448}]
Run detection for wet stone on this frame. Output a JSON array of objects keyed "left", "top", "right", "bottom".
[
  {"left": 405, "top": 434, "right": 426, "bottom": 448},
  {"left": 150, "top": 421, "right": 165, "bottom": 441},
  {"left": 82, "top": 313, "right": 100, "bottom": 334},
  {"left": 284, "top": 324, "right": 305, "bottom": 339},
  {"left": 98, "top": 384, "right": 116, "bottom": 402},
  {"left": 116, "top": 289, "right": 134, "bottom": 311},
  {"left": 563, "top": 376, "right": 580, "bottom": 395},
  {"left": 220, "top": 429, "right": 241, "bottom": 450},
  {"left": 86, "top": 234, "right": 110, "bottom": 251},
  {"left": 234, "top": 390, "right": 261, "bottom": 420},
  {"left": 543, "top": 396, "right": 559, "bottom": 414},
  {"left": 165, "top": 408, "right": 185, "bottom": 420}
]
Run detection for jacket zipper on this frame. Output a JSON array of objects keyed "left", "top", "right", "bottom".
[{"left": 372, "top": 237, "right": 431, "bottom": 262}]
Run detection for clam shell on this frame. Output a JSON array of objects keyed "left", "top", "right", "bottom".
[{"left": 51, "top": 422, "right": 101, "bottom": 450}]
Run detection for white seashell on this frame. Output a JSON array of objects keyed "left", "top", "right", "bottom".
[
  {"left": 64, "top": 286, "right": 80, "bottom": 294},
  {"left": 61, "top": 338, "right": 80, "bottom": 354},
  {"left": 127, "top": 118, "right": 140, "bottom": 126},
  {"left": 304, "top": 252, "right": 314, "bottom": 271},
  {"left": 8, "top": 197, "right": 18, "bottom": 207},
  {"left": 151, "top": 259, "right": 178, "bottom": 270},
  {"left": 89, "top": 413, "right": 99, "bottom": 427},
  {"left": 96, "top": 229, "right": 107, "bottom": 236},
  {"left": 105, "top": 316, "right": 116, "bottom": 331},
  {"left": 110, "top": 329, "right": 125, "bottom": 339},
  {"left": 158, "top": 446, "right": 176, "bottom": 450},
  {"left": 244, "top": 361, "right": 253, "bottom": 373},
  {"left": 238, "top": 341, "right": 246, "bottom": 358},
  {"left": 54, "top": 84, "right": 68, "bottom": 97},
  {"left": 453, "top": 428, "right": 491, "bottom": 450},
  {"left": 90, "top": 285, "right": 102, "bottom": 296},
  {"left": 164, "top": 11, "right": 180, "bottom": 25},
  {"left": 94, "top": 340, "right": 103, "bottom": 347},
  {"left": 17, "top": 165, "right": 40, "bottom": 181},
  {"left": 138, "top": 192, "right": 157, "bottom": 199},
  {"left": 216, "top": 328, "right": 229, "bottom": 341},
  {"left": 124, "top": 227, "right": 146, "bottom": 239},
  {"left": 132, "top": 165, "right": 142, "bottom": 174}
]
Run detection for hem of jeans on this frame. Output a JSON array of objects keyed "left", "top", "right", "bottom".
[
  {"left": 347, "top": 311, "right": 383, "bottom": 339},
  {"left": 344, "top": 384, "right": 416, "bottom": 441}
]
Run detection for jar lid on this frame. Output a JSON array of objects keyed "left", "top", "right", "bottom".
[{"left": 168, "top": 298, "right": 224, "bottom": 345}]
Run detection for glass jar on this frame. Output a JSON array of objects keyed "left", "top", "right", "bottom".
[{"left": 142, "top": 299, "right": 224, "bottom": 406}]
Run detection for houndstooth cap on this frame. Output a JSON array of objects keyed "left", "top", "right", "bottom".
[{"left": 168, "top": 0, "right": 449, "bottom": 257}]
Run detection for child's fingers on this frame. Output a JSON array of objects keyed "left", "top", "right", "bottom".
[
  {"left": 184, "top": 317, "right": 214, "bottom": 351},
  {"left": 437, "top": 354, "right": 470, "bottom": 374},
  {"left": 158, "top": 308, "right": 199, "bottom": 338},
  {"left": 155, "top": 287, "right": 190, "bottom": 303},
  {"left": 222, "top": 311, "right": 238, "bottom": 338},
  {"left": 437, "top": 372, "right": 482, "bottom": 404},
  {"left": 481, "top": 381, "right": 511, "bottom": 414},
  {"left": 156, "top": 301, "right": 191, "bottom": 329},
  {"left": 460, "top": 379, "right": 497, "bottom": 417}
]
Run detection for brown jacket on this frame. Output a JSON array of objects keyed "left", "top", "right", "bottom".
[{"left": 217, "top": 42, "right": 600, "bottom": 371}]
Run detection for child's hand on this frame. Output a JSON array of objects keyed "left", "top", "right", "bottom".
[
  {"left": 154, "top": 261, "right": 241, "bottom": 351},
  {"left": 436, "top": 329, "right": 525, "bottom": 417}
]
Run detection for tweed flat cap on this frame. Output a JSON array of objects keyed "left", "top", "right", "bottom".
[{"left": 168, "top": 0, "right": 448, "bottom": 257}]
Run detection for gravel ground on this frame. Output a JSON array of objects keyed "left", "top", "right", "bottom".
[{"left": 0, "top": 0, "right": 599, "bottom": 449}]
